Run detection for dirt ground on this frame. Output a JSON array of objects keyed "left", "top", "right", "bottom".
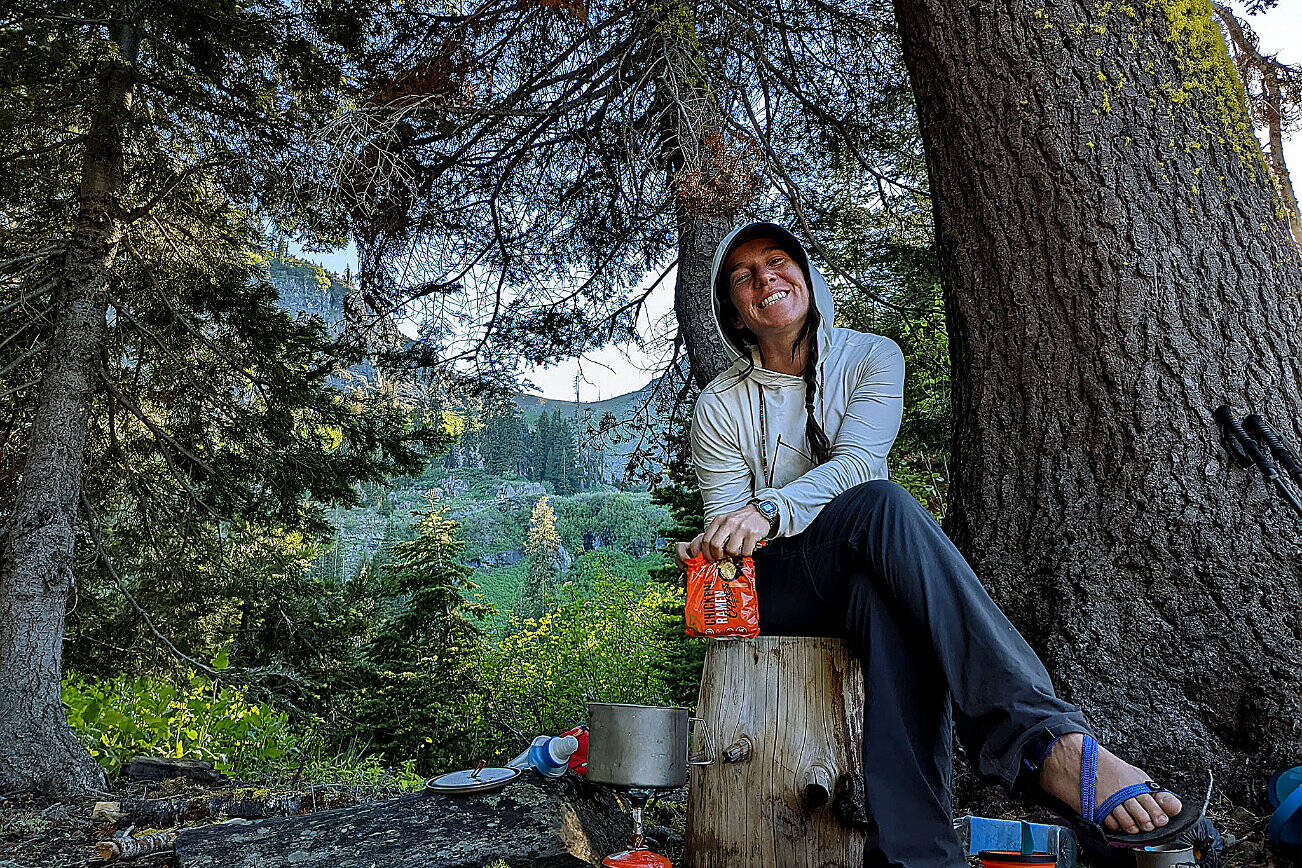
[
  {"left": 0, "top": 776, "right": 1290, "bottom": 867},
  {"left": 1, "top": 780, "right": 172, "bottom": 868},
  {"left": 0, "top": 775, "right": 412, "bottom": 868}
]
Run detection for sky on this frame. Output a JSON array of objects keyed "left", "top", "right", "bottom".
[{"left": 292, "top": 2, "right": 1300, "bottom": 402}]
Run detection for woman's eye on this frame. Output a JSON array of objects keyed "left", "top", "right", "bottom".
[
  {"left": 768, "top": 256, "right": 785, "bottom": 267},
  {"left": 732, "top": 273, "right": 751, "bottom": 287}
]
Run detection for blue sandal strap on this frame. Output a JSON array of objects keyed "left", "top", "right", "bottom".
[
  {"left": 1081, "top": 734, "right": 1099, "bottom": 825},
  {"left": 1094, "top": 782, "right": 1167, "bottom": 825}
]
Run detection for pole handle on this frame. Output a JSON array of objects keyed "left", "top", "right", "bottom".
[
  {"left": 1214, "top": 405, "right": 1278, "bottom": 479},
  {"left": 1245, "top": 414, "right": 1302, "bottom": 486}
]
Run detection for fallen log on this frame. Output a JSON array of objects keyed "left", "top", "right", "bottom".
[
  {"left": 121, "top": 785, "right": 361, "bottom": 826},
  {"left": 95, "top": 831, "right": 177, "bottom": 861},
  {"left": 124, "top": 757, "right": 227, "bottom": 785},
  {"left": 175, "top": 775, "right": 632, "bottom": 868}
]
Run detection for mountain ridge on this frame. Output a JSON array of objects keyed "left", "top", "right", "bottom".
[{"left": 266, "top": 254, "right": 666, "bottom": 482}]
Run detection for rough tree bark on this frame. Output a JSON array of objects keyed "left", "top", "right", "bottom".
[
  {"left": 0, "top": 21, "right": 139, "bottom": 794},
  {"left": 654, "top": 30, "right": 741, "bottom": 390},
  {"left": 174, "top": 777, "right": 631, "bottom": 868},
  {"left": 894, "top": 0, "right": 1302, "bottom": 803},
  {"left": 675, "top": 211, "right": 733, "bottom": 389}
]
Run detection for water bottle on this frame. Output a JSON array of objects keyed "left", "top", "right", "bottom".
[
  {"left": 507, "top": 735, "right": 580, "bottom": 778},
  {"left": 952, "top": 816, "right": 1077, "bottom": 868}
]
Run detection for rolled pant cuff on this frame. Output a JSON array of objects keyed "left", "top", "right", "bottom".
[{"left": 1000, "top": 712, "right": 1093, "bottom": 790}]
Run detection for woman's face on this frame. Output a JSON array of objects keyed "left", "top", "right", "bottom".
[{"left": 724, "top": 236, "right": 810, "bottom": 343}]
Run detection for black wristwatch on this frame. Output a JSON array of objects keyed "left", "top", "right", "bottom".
[{"left": 748, "top": 498, "right": 780, "bottom": 538}]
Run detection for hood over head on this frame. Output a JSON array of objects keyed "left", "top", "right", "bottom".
[{"left": 708, "top": 222, "right": 835, "bottom": 380}]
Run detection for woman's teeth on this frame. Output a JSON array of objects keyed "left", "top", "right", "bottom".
[{"left": 758, "top": 290, "right": 789, "bottom": 309}]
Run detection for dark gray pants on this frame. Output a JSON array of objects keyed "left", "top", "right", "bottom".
[{"left": 753, "top": 480, "right": 1090, "bottom": 866}]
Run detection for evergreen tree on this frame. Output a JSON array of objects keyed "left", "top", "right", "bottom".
[
  {"left": 483, "top": 401, "right": 525, "bottom": 476},
  {"left": 528, "top": 411, "right": 553, "bottom": 481},
  {"left": 647, "top": 482, "right": 708, "bottom": 708},
  {"left": 520, "top": 417, "right": 538, "bottom": 479},
  {"left": 517, "top": 496, "right": 561, "bottom": 620},
  {"left": 543, "top": 413, "right": 581, "bottom": 495},
  {"left": 326, "top": 2, "right": 918, "bottom": 393},
  {"left": 349, "top": 506, "right": 493, "bottom": 773},
  {"left": 0, "top": 0, "right": 431, "bottom": 794}
]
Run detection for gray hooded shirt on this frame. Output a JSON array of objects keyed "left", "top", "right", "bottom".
[{"left": 690, "top": 223, "right": 905, "bottom": 537}]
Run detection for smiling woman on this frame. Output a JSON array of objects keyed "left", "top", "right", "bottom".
[
  {"left": 721, "top": 238, "right": 812, "bottom": 372},
  {"left": 677, "top": 223, "right": 1207, "bottom": 864}
]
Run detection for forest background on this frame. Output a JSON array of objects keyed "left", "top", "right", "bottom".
[{"left": 1, "top": 0, "right": 1301, "bottom": 825}]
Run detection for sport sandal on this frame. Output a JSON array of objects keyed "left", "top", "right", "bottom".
[{"left": 1034, "top": 733, "right": 1212, "bottom": 848}]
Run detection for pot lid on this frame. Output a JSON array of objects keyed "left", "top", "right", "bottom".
[{"left": 426, "top": 765, "right": 521, "bottom": 795}]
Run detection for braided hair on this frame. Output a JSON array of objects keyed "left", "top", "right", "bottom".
[
  {"left": 798, "top": 305, "right": 833, "bottom": 466},
  {"left": 716, "top": 260, "right": 834, "bottom": 468}
]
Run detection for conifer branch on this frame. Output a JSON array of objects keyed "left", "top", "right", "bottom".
[{"left": 81, "top": 493, "right": 226, "bottom": 679}]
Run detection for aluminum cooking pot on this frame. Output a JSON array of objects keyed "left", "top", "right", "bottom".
[{"left": 586, "top": 702, "right": 713, "bottom": 789}]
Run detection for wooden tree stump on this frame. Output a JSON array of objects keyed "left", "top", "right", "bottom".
[{"left": 686, "top": 636, "right": 867, "bottom": 868}]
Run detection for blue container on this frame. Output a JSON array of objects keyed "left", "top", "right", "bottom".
[{"left": 953, "top": 816, "right": 1077, "bottom": 868}]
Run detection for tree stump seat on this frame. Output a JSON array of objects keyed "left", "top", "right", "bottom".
[{"left": 685, "top": 636, "right": 867, "bottom": 868}]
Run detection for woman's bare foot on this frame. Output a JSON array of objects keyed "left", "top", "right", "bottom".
[{"left": 1037, "top": 733, "right": 1183, "bottom": 834}]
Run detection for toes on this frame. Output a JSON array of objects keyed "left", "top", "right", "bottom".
[
  {"left": 1126, "top": 796, "right": 1157, "bottom": 831},
  {"left": 1137, "top": 793, "right": 1168, "bottom": 826},
  {"left": 1156, "top": 790, "right": 1183, "bottom": 816},
  {"left": 1111, "top": 802, "right": 1141, "bottom": 835}
]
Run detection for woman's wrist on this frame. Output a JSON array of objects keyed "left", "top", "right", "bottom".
[{"left": 747, "top": 498, "right": 781, "bottom": 538}]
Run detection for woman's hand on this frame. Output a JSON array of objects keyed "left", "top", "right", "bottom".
[
  {"left": 700, "top": 505, "right": 770, "bottom": 562},
  {"left": 675, "top": 533, "right": 705, "bottom": 568}
]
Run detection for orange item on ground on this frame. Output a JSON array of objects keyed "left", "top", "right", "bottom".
[
  {"left": 684, "top": 549, "right": 761, "bottom": 639},
  {"left": 602, "top": 849, "right": 673, "bottom": 867}
]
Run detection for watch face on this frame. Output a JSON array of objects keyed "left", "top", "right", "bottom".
[{"left": 757, "top": 500, "right": 777, "bottom": 518}]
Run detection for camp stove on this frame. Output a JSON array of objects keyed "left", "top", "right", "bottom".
[
  {"left": 586, "top": 703, "right": 714, "bottom": 868},
  {"left": 602, "top": 788, "right": 671, "bottom": 868}
]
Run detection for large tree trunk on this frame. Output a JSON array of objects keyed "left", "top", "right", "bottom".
[
  {"left": 677, "top": 208, "right": 739, "bottom": 387},
  {"left": 0, "top": 22, "right": 138, "bottom": 795},
  {"left": 674, "top": 212, "right": 734, "bottom": 389},
  {"left": 894, "top": 0, "right": 1302, "bottom": 804},
  {"left": 653, "top": 38, "right": 740, "bottom": 389}
]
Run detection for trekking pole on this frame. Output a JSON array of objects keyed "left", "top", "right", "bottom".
[
  {"left": 1244, "top": 413, "right": 1302, "bottom": 489},
  {"left": 1214, "top": 405, "right": 1302, "bottom": 517}
]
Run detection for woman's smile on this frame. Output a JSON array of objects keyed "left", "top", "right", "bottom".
[{"left": 726, "top": 237, "right": 810, "bottom": 340}]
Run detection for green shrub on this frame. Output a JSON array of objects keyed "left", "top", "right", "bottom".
[
  {"left": 63, "top": 671, "right": 428, "bottom": 789},
  {"left": 551, "top": 491, "right": 606, "bottom": 553},
  {"left": 63, "top": 671, "right": 302, "bottom": 778},
  {"left": 456, "top": 503, "right": 527, "bottom": 561},
  {"left": 889, "top": 452, "right": 948, "bottom": 519},
  {"left": 481, "top": 579, "right": 677, "bottom": 739},
  {"left": 280, "top": 741, "right": 425, "bottom": 791},
  {"left": 470, "top": 561, "right": 528, "bottom": 621}
]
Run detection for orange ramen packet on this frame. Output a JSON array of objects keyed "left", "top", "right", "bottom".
[{"left": 684, "top": 546, "right": 761, "bottom": 639}]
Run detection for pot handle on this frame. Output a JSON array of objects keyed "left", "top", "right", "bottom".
[{"left": 687, "top": 716, "right": 714, "bottom": 766}]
